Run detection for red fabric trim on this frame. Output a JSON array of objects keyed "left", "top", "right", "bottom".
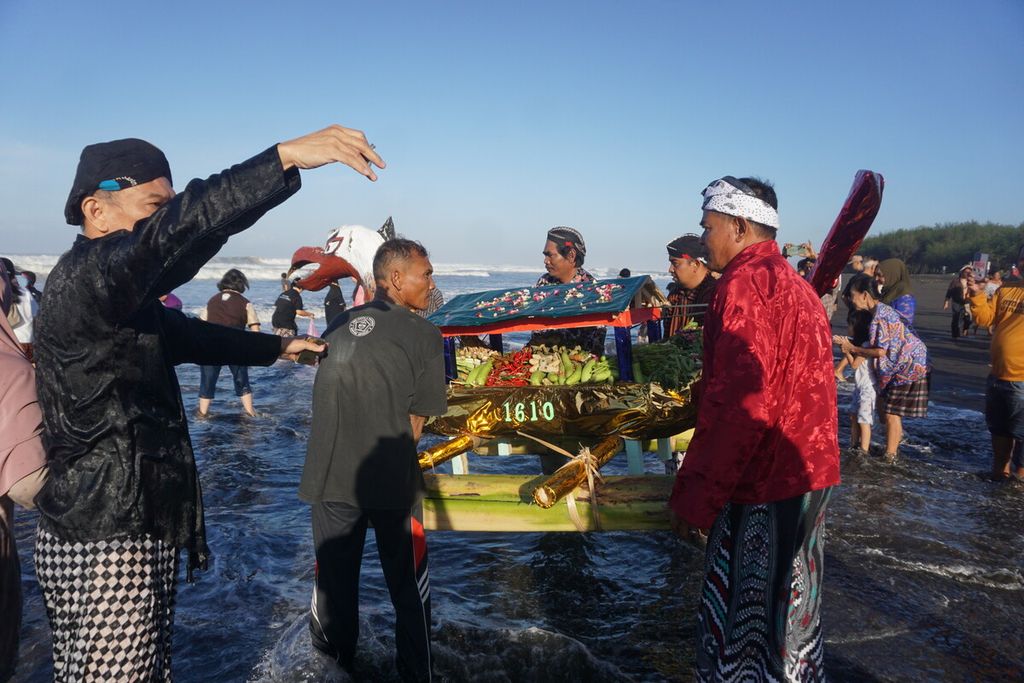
[
  {"left": 411, "top": 515, "right": 427, "bottom": 569},
  {"left": 440, "top": 307, "right": 660, "bottom": 337}
]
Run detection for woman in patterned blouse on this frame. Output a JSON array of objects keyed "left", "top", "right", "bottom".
[{"left": 840, "top": 274, "right": 929, "bottom": 462}]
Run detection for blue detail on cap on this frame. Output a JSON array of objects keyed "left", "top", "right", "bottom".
[{"left": 97, "top": 179, "right": 122, "bottom": 191}]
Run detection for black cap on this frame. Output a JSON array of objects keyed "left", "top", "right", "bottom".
[
  {"left": 64, "top": 138, "right": 172, "bottom": 225},
  {"left": 666, "top": 234, "right": 707, "bottom": 262}
]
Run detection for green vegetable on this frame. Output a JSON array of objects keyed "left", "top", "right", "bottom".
[{"left": 631, "top": 338, "right": 702, "bottom": 390}]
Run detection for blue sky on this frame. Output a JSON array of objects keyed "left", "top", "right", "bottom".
[{"left": 0, "top": 0, "right": 1021, "bottom": 271}]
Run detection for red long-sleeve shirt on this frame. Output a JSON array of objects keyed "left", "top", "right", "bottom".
[{"left": 670, "top": 240, "right": 840, "bottom": 529}]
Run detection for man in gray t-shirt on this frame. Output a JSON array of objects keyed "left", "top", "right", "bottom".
[{"left": 300, "top": 239, "right": 446, "bottom": 681}]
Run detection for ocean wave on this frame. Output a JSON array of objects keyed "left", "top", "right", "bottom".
[
  {"left": 858, "top": 548, "right": 1024, "bottom": 591},
  {"left": 1, "top": 253, "right": 671, "bottom": 284}
]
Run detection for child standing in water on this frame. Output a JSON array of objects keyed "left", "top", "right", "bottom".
[{"left": 836, "top": 308, "right": 876, "bottom": 455}]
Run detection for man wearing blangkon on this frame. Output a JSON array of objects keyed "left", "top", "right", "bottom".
[
  {"left": 33, "top": 125, "right": 385, "bottom": 681},
  {"left": 301, "top": 239, "right": 447, "bottom": 682},
  {"left": 669, "top": 176, "right": 840, "bottom": 682}
]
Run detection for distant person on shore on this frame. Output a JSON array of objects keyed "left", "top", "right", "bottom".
[
  {"left": 670, "top": 175, "right": 839, "bottom": 681},
  {"left": 862, "top": 256, "right": 879, "bottom": 278},
  {"left": 0, "top": 258, "right": 36, "bottom": 361},
  {"left": 301, "top": 239, "right": 446, "bottom": 681},
  {"left": 943, "top": 265, "right": 974, "bottom": 339},
  {"left": 0, "top": 266, "right": 47, "bottom": 682},
  {"left": 968, "top": 244, "right": 1024, "bottom": 480},
  {"left": 618, "top": 267, "right": 631, "bottom": 278},
  {"left": 198, "top": 269, "right": 261, "bottom": 417},
  {"left": 835, "top": 308, "right": 876, "bottom": 454},
  {"left": 985, "top": 271, "right": 1003, "bottom": 298},
  {"left": 840, "top": 274, "right": 929, "bottom": 463},
  {"left": 876, "top": 258, "right": 916, "bottom": 324},
  {"left": 280, "top": 271, "right": 289, "bottom": 292},
  {"left": 21, "top": 271, "right": 42, "bottom": 304},
  {"left": 665, "top": 233, "right": 716, "bottom": 334},
  {"left": 796, "top": 256, "right": 815, "bottom": 279},
  {"left": 273, "top": 278, "right": 314, "bottom": 335},
  {"left": 835, "top": 255, "right": 868, "bottom": 381},
  {"left": 324, "top": 280, "right": 347, "bottom": 326},
  {"left": 32, "top": 126, "right": 378, "bottom": 678}
]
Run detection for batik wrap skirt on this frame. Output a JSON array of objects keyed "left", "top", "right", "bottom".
[
  {"left": 695, "top": 487, "right": 832, "bottom": 683},
  {"left": 34, "top": 527, "right": 179, "bottom": 682}
]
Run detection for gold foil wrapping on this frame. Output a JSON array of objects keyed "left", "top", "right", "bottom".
[
  {"left": 532, "top": 434, "right": 623, "bottom": 509},
  {"left": 418, "top": 434, "right": 476, "bottom": 470},
  {"left": 426, "top": 383, "right": 697, "bottom": 442}
]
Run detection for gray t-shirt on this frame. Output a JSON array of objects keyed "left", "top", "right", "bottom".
[{"left": 299, "top": 300, "right": 448, "bottom": 509}]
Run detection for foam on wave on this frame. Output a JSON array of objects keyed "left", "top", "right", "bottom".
[{"left": 2, "top": 253, "right": 668, "bottom": 283}]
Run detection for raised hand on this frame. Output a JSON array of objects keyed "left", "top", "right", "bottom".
[{"left": 277, "top": 125, "right": 386, "bottom": 181}]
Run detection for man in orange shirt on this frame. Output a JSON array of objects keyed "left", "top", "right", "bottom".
[{"left": 969, "top": 244, "right": 1024, "bottom": 480}]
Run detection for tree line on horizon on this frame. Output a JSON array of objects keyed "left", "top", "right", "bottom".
[{"left": 857, "top": 221, "right": 1024, "bottom": 274}]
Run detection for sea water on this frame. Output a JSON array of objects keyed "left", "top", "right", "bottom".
[{"left": 11, "top": 265, "right": 1024, "bottom": 681}]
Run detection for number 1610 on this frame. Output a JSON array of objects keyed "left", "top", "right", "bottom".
[{"left": 502, "top": 400, "right": 555, "bottom": 422}]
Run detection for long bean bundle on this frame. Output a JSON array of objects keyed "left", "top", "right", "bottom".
[{"left": 632, "top": 331, "right": 702, "bottom": 390}]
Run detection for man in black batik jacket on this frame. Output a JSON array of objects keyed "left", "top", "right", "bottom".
[{"left": 32, "top": 125, "right": 385, "bottom": 681}]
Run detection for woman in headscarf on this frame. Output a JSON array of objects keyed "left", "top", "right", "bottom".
[
  {"left": 943, "top": 265, "right": 974, "bottom": 339},
  {"left": 527, "top": 226, "right": 607, "bottom": 355},
  {"left": 875, "top": 258, "right": 916, "bottom": 324},
  {"left": 0, "top": 266, "right": 47, "bottom": 680}
]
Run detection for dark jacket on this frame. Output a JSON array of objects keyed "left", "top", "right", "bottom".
[
  {"left": 324, "top": 282, "right": 346, "bottom": 325},
  {"left": 33, "top": 146, "right": 299, "bottom": 574}
]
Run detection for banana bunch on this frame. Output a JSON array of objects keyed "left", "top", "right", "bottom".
[{"left": 455, "top": 347, "right": 499, "bottom": 383}]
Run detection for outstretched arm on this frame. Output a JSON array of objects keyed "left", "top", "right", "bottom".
[
  {"left": 98, "top": 124, "right": 386, "bottom": 321},
  {"left": 162, "top": 308, "right": 323, "bottom": 366}
]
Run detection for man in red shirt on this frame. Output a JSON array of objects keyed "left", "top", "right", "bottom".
[{"left": 669, "top": 176, "right": 840, "bottom": 682}]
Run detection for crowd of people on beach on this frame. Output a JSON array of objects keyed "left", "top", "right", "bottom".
[{"left": 1, "top": 124, "right": 1022, "bottom": 683}]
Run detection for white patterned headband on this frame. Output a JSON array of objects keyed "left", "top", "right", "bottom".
[{"left": 701, "top": 177, "right": 779, "bottom": 229}]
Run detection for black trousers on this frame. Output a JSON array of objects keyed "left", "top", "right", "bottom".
[
  {"left": 950, "top": 304, "right": 969, "bottom": 338},
  {"left": 311, "top": 501, "right": 431, "bottom": 682}
]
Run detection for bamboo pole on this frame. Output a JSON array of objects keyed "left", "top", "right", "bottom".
[
  {"left": 531, "top": 434, "right": 623, "bottom": 509},
  {"left": 418, "top": 434, "right": 477, "bottom": 470},
  {"left": 423, "top": 474, "right": 672, "bottom": 532}
]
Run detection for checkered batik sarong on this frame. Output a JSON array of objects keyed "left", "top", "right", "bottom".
[
  {"left": 34, "top": 527, "right": 179, "bottom": 682},
  {"left": 877, "top": 374, "right": 930, "bottom": 418},
  {"left": 695, "top": 488, "right": 831, "bottom": 683}
]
